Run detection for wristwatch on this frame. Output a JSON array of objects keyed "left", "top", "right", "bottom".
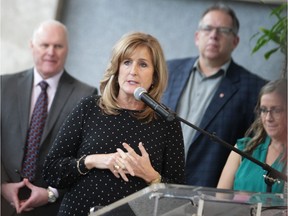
[{"left": 47, "top": 187, "right": 57, "bottom": 203}]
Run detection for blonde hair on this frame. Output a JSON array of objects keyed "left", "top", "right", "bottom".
[{"left": 99, "top": 32, "right": 168, "bottom": 122}]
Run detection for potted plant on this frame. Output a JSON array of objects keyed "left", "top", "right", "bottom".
[{"left": 251, "top": 3, "right": 287, "bottom": 78}]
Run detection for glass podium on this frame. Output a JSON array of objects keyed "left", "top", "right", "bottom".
[{"left": 89, "top": 183, "right": 287, "bottom": 216}]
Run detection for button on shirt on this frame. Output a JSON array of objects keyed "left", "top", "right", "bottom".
[{"left": 176, "top": 59, "right": 229, "bottom": 158}]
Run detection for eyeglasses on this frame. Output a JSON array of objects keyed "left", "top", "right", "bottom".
[
  {"left": 259, "top": 107, "right": 284, "bottom": 118},
  {"left": 198, "top": 25, "right": 236, "bottom": 36}
]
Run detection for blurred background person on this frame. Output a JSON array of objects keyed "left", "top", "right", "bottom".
[
  {"left": 217, "top": 79, "right": 287, "bottom": 193},
  {"left": 43, "top": 32, "right": 185, "bottom": 215},
  {"left": 162, "top": 3, "right": 266, "bottom": 187},
  {"left": 1, "top": 20, "right": 97, "bottom": 216}
]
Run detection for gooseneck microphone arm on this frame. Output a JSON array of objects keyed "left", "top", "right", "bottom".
[
  {"left": 133, "top": 87, "right": 287, "bottom": 191},
  {"left": 175, "top": 115, "right": 287, "bottom": 191}
]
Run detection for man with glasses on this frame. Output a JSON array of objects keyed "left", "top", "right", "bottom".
[{"left": 162, "top": 3, "right": 267, "bottom": 187}]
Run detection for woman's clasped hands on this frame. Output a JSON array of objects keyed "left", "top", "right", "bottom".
[
  {"left": 116, "top": 142, "right": 160, "bottom": 183},
  {"left": 85, "top": 142, "right": 160, "bottom": 183}
]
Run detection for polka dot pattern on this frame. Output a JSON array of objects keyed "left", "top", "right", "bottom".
[{"left": 43, "top": 95, "right": 185, "bottom": 215}]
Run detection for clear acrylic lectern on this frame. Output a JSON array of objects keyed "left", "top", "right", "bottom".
[{"left": 89, "top": 183, "right": 287, "bottom": 216}]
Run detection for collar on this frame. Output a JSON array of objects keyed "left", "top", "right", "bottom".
[
  {"left": 193, "top": 58, "right": 231, "bottom": 77},
  {"left": 33, "top": 69, "right": 64, "bottom": 90}
]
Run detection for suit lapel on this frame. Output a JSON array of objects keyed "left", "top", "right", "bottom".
[
  {"left": 17, "top": 70, "right": 33, "bottom": 142},
  {"left": 192, "top": 62, "right": 240, "bottom": 142},
  {"left": 169, "top": 59, "right": 195, "bottom": 111},
  {"left": 40, "top": 72, "right": 74, "bottom": 144}
]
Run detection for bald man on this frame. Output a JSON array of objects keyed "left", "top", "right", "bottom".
[{"left": 1, "top": 20, "right": 97, "bottom": 216}]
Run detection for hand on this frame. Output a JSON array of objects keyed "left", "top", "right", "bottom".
[
  {"left": 18, "top": 179, "right": 49, "bottom": 213},
  {"left": 85, "top": 152, "right": 134, "bottom": 182},
  {"left": 1, "top": 180, "right": 26, "bottom": 213},
  {"left": 117, "top": 142, "right": 159, "bottom": 183}
]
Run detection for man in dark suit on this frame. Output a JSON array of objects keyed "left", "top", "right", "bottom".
[
  {"left": 162, "top": 4, "right": 266, "bottom": 187},
  {"left": 1, "top": 20, "right": 97, "bottom": 216}
]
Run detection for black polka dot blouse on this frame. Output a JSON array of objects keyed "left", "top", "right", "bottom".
[{"left": 43, "top": 95, "right": 185, "bottom": 215}]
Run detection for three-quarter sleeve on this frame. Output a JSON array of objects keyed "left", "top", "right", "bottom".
[{"left": 43, "top": 96, "right": 94, "bottom": 188}]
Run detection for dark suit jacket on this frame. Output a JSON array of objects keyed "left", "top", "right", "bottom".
[
  {"left": 1, "top": 69, "right": 97, "bottom": 216},
  {"left": 162, "top": 57, "right": 267, "bottom": 187}
]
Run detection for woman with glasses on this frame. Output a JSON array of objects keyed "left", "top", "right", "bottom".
[{"left": 217, "top": 79, "right": 287, "bottom": 193}]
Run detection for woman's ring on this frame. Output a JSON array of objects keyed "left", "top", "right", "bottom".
[{"left": 114, "top": 165, "right": 120, "bottom": 170}]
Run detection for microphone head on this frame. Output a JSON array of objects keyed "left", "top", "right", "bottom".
[{"left": 134, "top": 87, "right": 147, "bottom": 101}]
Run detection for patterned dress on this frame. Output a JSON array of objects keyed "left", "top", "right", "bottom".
[{"left": 43, "top": 95, "right": 185, "bottom": 215}]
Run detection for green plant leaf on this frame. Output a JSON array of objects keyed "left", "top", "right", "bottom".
[
  {"left": 251, "top": 3, "right": 287, "bottom": 58},
  {"left": 264, "top": 47, "right": 280, "bottom": 60}
]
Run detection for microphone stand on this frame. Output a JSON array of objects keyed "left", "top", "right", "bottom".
[{"left": 162, "top": 110, "right": 287, "bottom": 192}]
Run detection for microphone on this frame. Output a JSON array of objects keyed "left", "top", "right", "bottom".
[{"left": 134, "top": 87, "right": 175, "bottom": 121}]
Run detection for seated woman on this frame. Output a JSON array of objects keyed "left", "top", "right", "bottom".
[{"left": 217, "top": 79, "right": 287, "bottom": 193}]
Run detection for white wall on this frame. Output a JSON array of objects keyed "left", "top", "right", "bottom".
[
  {"left": 1, "top": 0, "right": 59, "bottom": 75},
  {"left": 60, "top": 0, "right": 285, "bottom": 90},
  {"left": 2, "top": 0, "right": 285, "bottom": 89}
]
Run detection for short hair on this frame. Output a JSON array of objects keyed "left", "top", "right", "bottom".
[
  {"left": 199, "top": 3, "right": 240, "bottom": 35},
  {"left": 99, "top": 32, "right": 168, "bottom": 122},
  {"left": 32, "top": 20, "right": 68, "bottom": 44}
]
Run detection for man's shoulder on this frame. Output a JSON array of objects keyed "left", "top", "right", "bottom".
[
  {"left": 166, "top": 57, "right": 198, "bottom": 74},
  {"left": 61, "top": 71, "right": 97, "bottom": 94},
  {"left": 1, "top": 69, "right": 31, "bottom": 79},
  {"left": 1, "top": 70, "right": 32, "bottom": 86},
  {"left": 167, "top": 57, "right": 197, "bottom": 65},
  {"left": 229, "top": 61, "right": 267, "bottom": 83}
]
